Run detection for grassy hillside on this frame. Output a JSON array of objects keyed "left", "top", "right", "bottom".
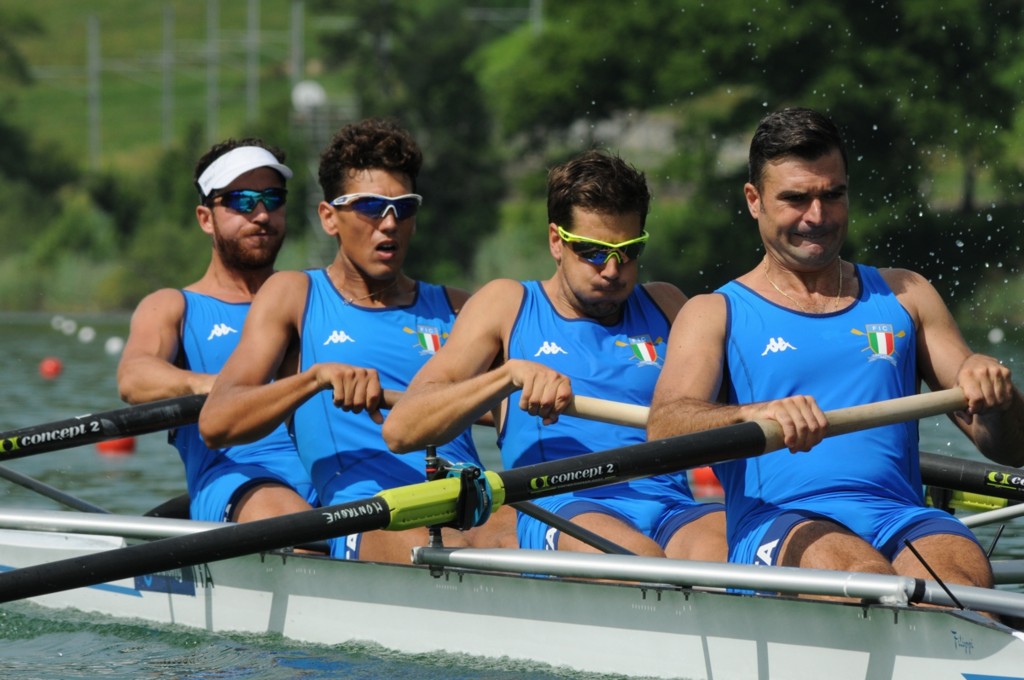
[{"left": 7, "top": 0, "right": 341, "bottom": 173}]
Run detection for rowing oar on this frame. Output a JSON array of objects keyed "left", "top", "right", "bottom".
[
  {"left": 0, "top": 395, "right": 205, "bottom": 460},
  {"left": 0, "top": 391, "right": 629, "bottom": 460},
  {"left": 0, "top": 464, "right": 109, "bottom": 514},
  {"left": 920, "top": 451, "right": 1024, "bottom": 504},
  {"left": 569, "top": 394, "right": 1024, "bottom": 508},
  {"left": 3, "top": 390, "right": 1015, "bottom": 506},
  {"left": 0, "top": 388, "right": 965, "bottom": 603}
]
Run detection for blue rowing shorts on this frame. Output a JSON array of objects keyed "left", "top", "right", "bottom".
[
  {"left": 190, "top": 461, "right": 319, "bottom": 523},
  {"left": 517, "top": 486, "right": 724, "bottom": 551},
  {"left": 730, "top": 494, "right": 981, "bottom": 566}
]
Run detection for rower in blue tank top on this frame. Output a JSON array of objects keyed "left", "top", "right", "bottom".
[
  {"left": 293, "top": 272, "right": 481, "bottom": 535},
  {"left": 119, "top": 138, "right": 318, "bottom": 527},
  {"left": 649, "top": 107, "right": 1024, "bottom": 590},
  {"left": 499, "top": 281, "right": 722, "bottom": 551},
  {"left": 714, "top": 265, "right": 977, "bottom": 564},
  {"left": 175, "top": 292, "right": 316, "bottom": 521},
  {"left": 387, "top": 150, "right": 727, "bottom": 561}
]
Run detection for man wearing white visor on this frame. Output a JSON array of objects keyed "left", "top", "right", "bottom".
[{"left": 118, "top": 139, "right": 319, "bottom": 528}]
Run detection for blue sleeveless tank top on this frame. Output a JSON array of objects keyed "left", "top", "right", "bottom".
[
  {"left": 715, "top": 264, "right": 921, "bottom": 510},
  {"left": 498, "top": 281, "right": 693, "bottom": 499},
  {"left": 292, "top": 270, "right": 481, "bottom": 498},
  {"left": 173, "top": 291, "right": 305, "bottom": 492}
]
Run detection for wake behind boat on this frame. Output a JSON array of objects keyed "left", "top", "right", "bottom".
[{"left": 2, "top": 508, "right": 1024, "bottom": 679}]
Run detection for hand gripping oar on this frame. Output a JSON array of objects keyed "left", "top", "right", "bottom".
[
  {"left": 568, "top": 392, "right": 1024, "bottom": 507},
  {"left": 0, "top": 389, "right": 582, "bottom": 460},
  {"left": 0, "top": 395, "right": 206, "bottom": 459},
  {"left": 0, "top": 388, "right": 966, "bottom": 604}
]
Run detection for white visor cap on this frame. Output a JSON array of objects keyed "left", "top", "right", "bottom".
[{"left": 197, "top": 146, "right": 293, "bottom": 196}]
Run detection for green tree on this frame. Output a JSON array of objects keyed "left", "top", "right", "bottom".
[
  {"left": 473, "top": 0, "right": 1024, "bottom": 306},
  {"left": 313, "top": 0, "right": 507, "bottom": 285}
]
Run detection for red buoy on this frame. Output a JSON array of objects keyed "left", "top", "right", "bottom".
[
  {"left": 38, "top": 357, "right": 63, "bottom": 380},
  {"left": 691, "top": 466, "right": 724, "bottom": 498},
  {"left": 96, "top": 437, "right": 136, "bottom": 455}
]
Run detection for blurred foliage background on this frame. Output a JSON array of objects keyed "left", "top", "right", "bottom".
[{"left": 1, "top": 0, "right": 1022, "bottom": 335}]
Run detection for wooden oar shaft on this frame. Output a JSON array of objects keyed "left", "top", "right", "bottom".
[
  {"left": 563, "top": 389, "right": 968, "bottom": 441},
  {"left": 818, "top": 387, "right": 966, "bottom": 438},
  {"left": 488, "top": 391, "right": 967, "bottom": 505},
  {"left": 564, "top": 395, "right": 648, "bottom": 428},
  {"left": 0, "top": 383, "right": 962, "bottom": 462},
  {"left": 0, "top": 395, "right": 206, "bottom": 460},
  {"left": 0, "top": 389, "right": 966, "bottom": 604}
]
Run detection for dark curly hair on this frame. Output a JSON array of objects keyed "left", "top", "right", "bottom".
[
  {"left": 547, "top": 150, "right": 650, "bottom": 231},
  {"left": 318, "top": 118, "right": 423, "bottom": 200},
  {"left": 193, "top": 137, "right": 286, "bottom": 201}
]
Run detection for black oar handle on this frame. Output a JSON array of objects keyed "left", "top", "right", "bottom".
[{"left": 0, "top": 395, "right": 206, "bottom": 460}]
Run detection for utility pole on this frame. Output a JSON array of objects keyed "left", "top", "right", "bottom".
[
  {"left": 247, "top": 0, "right": 260, "bottom": 123},
  {"left": 87, "top": 15, "right": 100, "bottom": 170},
  {"left": 290, "top": 0, "right": 304, "bottom": 85},
  {"left": 207, "top": 0, "right": 219, "bottom": 145},
  {"left": 162, "top": 4, "right": 174, "bottom": 148}
]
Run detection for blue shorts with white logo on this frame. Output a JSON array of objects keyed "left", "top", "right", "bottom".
[
  {"left": 730, "top": 493, "right": 981, "bottom": 566},
  {"left": 517, "top": 482, "right": 724, "bottom": 551},
  {"left": 189, "top": 460, "right": 319, "bottom": 523},
  {"left": 319, "top": 477, "right": 396, "bottom": 560}
]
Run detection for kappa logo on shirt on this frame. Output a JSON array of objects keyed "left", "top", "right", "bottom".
[
  {"left": 761, "top": 337, "right": 797, "bottom": 356},
  {"left": 207, "top": 323, "right": 238, "bottom": 341},
  {"left": 323, "top": 330, "right": 356, "bottom": 345},
  {"left": 534, "top": 341, "right": 568, "bottom": 357}
]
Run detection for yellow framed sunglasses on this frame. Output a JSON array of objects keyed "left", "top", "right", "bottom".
[{"left": 557, "top": 226, "right": 649, "bottom": 264}]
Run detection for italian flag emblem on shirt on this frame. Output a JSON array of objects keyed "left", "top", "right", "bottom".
[
  {"left": 629, "top": 335, "right": 658, "bottom": 364},
  {"left": 866, "top": 324, "right": 895, "bottom": 356},
  {"left": 417, "top": 325, "right": 442, "bottom": 354}
]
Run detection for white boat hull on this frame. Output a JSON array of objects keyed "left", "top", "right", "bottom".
[{"left": 3, "top": 526, "right": 1024, "bottom": 679}]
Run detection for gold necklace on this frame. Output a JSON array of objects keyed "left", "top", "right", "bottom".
[
  {"left": 327, "top": 264, "right": 399, "bottom": 306},
  {"left": 763, "top": 259, "right": 843, "bottom": 313}
]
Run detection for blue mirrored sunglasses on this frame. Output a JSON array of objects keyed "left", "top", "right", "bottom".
[
  {"left": 211, "top": 188, "right": 287, "bottom": 213},
  {"left": 557, "top": 225, "right": 649, "bottom": 265},
  {"left": 329, "top": 192, "right": 423, "bottom": 220}
]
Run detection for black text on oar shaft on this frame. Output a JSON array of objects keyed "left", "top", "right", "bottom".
[{"left": 0, "top": 395, "right": 206, "bottom": 459}]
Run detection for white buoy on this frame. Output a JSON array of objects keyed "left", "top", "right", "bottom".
[
  {"left": 77, "top": 326, "right": 96, "bottom": 343},
  {"left": 60, "top": 318, "right": 78, "bottom": 335},
  {"left": 104, "top": 336, "right": 125, "bottom": 356},
  {"left": 50, "top": 315, "right": 65, "bottom": 330},
  {"left": 988, "top": 328, "right": 1005, "bottom": 344}
]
